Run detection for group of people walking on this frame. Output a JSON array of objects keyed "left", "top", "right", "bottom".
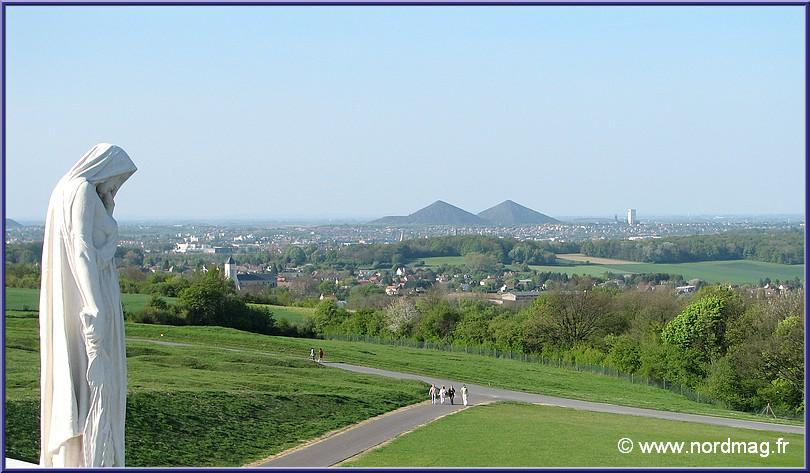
[
  {"left": 429, "top": 383, "right": 468, "bottom": 406},
  {"left": 309, "top": 347, "right": 325, "bottom": 363}
]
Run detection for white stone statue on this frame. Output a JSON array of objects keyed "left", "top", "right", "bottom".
[{"left": 39, "top": 143, "right": 136, "bottom": 467}]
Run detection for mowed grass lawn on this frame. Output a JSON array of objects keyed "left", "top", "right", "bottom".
[
  {"left": 418, "top": 257, "right": 803, "bottom": 284},
  {"left": 5, "top": 313, "right": 425, "bottom": 466},
  {"left": 344, "top": 403, "right": 804, "bottom": 467}
]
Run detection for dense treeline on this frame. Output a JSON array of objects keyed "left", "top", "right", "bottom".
[
  {"left": 580, "top": 229, "right": 804, "bottom": 264},
  {"left": 4, "top": 242, "right": 43, "bottom": 265},
  {"left": 6, "top": 229, "right": 802, "bottom": 272},
  {"left": 310, "top": 285, "right": 804, "bottom": 415},
  {"left": 335, "top": 235, "right": 579, "bottom": 267},
  {"left": 125, "top": 268, "right": 312, "bottom": 337},
  {"left": 4, "top": 263, "right": 40, "bottom": 289}
]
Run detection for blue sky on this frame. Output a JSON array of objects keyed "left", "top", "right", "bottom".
[{"left": 4, "top": 6, "right": 805, "bottom": 221}]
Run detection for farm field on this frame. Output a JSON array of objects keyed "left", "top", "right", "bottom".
[
  {"left": 418, "top": 256, "right": 470, "bottom": 267},
  {"left": 417, "top": 256, "right": 804, "bottom": 284},
  {"left": 556, "top": 253, "right": 637, "bottom": 264},
  {"left": 530, "top": 260, "right": 805, "bottom": 284},
  {"left": 5, "top": 311, "right": 425, "bottom": 466},
  {"left": 344, "top": 402, "right": 804, "bottom": 467}
]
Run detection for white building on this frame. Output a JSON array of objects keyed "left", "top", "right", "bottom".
[
  {"left": 224, "top": 256, "right": 275, "bottom": 292},
  {"left": 225, "top": 256, "right": 240, "bottom": 290},
  {"left": 627, "top": 208, "right": 637, "bottom": 225}
]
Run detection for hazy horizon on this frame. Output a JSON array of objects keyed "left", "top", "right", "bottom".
[
  {"left": 5, "top": 6, "right": 805, "bottom": 221},
  {"left": 6, "top": 208, "right": 805, "bottom": 227}
]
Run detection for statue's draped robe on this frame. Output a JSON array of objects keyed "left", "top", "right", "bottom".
[{"left": 40, "top": 144, "right": 136, "bottom": 467}]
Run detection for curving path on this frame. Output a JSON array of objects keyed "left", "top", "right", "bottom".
[
  {"left": 128, "top": 338, "right": 802, "bottom": 467},
  {"left": 253, "top": 361, "right": 802, "bottom": 467}
]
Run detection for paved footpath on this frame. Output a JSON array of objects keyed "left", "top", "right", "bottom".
[
  {"left": 128, "top": 338, "right": 802, "bottom": 467},
  {"left": 255, "top": 399, "right": 466, "bottom": 467},
  {"left": 254, "top": 361, "right": 802, "bottom": 467},
  {"left": 327, "top": 363, "right": 804, "bottom": 435}
]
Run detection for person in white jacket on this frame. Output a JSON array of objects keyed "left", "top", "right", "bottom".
[
  {"left": 439, "top": 385, "right": 447, "bottom": 404},
  {"left": 461, "top": 384, "right": 469, "bottom": 406}
]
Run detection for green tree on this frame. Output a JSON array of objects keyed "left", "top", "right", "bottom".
[
  {"left": 284, "top": 246, "right": 307, "bottom": 266},
  {"left": 761, "top": 315, "right": 804, "bottom": 411},
  {"left": 523, "top": 289, "right": 616, "bottom": 348},
  {"left": 414, "top": 302, "right": 460, "bottom": 343},
  {"left": 312, "top": 299, "right": 349, "bottom": 335},
  {"left": 179, "top": 268, "right": 233, "bottom": 325},
  {"left": 464, "top": 252, "right": 499, "bottom": 275},
  {"left": 383, "top": 297, "right": 420, "bottom": 337},
  {"left": 661, "top": 287, "right": 742, "bottom": 363},
  {"left": 605, "top": 335, "right": 641, "bottom": 373}
]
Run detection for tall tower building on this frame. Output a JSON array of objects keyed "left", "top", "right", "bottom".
[
  {"left": 224, "top": 256, "right": 240, "bottom": 290},
  {"left": 627, "top": 208, "right": 637, "bottom": 225}
]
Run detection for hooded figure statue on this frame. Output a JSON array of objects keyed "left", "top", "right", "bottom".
[{"left": 39, "top": 143, "right": 136, "bottom": 467}]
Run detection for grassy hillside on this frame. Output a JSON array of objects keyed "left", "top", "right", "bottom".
[
  {"left": 344, "top": 402, "right": 804, "bottom": 467},
  {"left": 5, "top": 312, "right": 425, "bottom": 466},
  {"left": 6, "top": 287, "right": 799, "bottom": 425},
  {"left": 122, "top": 323, "right": 800, "bottom": 424},
  {"left": 7, "top": 289, "right": 799, "bottom": 466}
]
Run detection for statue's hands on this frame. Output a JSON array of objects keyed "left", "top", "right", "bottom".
[
  {"left": 80, "top": 306, "right": 104, "bottom": 355},
  {"left": 81, "top": 307, "right": 108, "bottom": 387},
  {"left": 100, "top": 190, "right": 115, "bottom": 213}
]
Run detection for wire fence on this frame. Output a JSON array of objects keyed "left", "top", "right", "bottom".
[{"left": 324, "top": 332, "right": 802, "bottom": 421}]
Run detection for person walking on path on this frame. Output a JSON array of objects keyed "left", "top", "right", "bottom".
[
  {"left": 448, "top": 386, "right": 456, "bottom": 405},
  {"left": 318, "top": 348, "right": 324, "bottom": 363},
  {"left": 439, "top": 385, "right": 446, "bottom": 405},
  {"left": 429, "top": 384, "right": 437, "bottom": 405},
  {"left": 310, "top": 348, "right": 316, "bottom": 362},
  {"left": 461, "top": 384, "right": 468, "bottom": 406}
]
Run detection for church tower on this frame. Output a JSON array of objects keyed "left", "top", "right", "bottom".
[{"left": 224, "top": 256, "right": 240, "bottom": 290}]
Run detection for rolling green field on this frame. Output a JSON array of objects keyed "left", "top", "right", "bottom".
[
  {"left": 529, "top": 260, "right": 805, "bottom": 284},
  {"left": 344, "top": 403, "right": 804, "bottom": 467},
  {"left": 5, "top": 287, "right": 800, "bottom": 426},
  {"left": 254, "top": 304, "right": 314, "bottom": 326},
  {"left": 4, "top": 287, "right": 178, "bottom": 315},
  {"left": 418, "top": 256, "right": 472, "bottom": 266},
  {"left": 7, "top": 286, "right": 310, "bottom": 326},
  {"left": 120, "top": 322, "right": 799, "bottom": 425},
  {"left": 5, "top": 310, "right": 425, "bottom": 466},
  {"left": 6, "top": 287, "right": 801, "bottom": 466},
  {"left": 418, "top": 257, "right": 804, "bottom": 284}
]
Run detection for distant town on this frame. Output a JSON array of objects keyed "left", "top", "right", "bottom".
[{"left": 5, "top": 200, "right": 804, "bottom": 253}]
